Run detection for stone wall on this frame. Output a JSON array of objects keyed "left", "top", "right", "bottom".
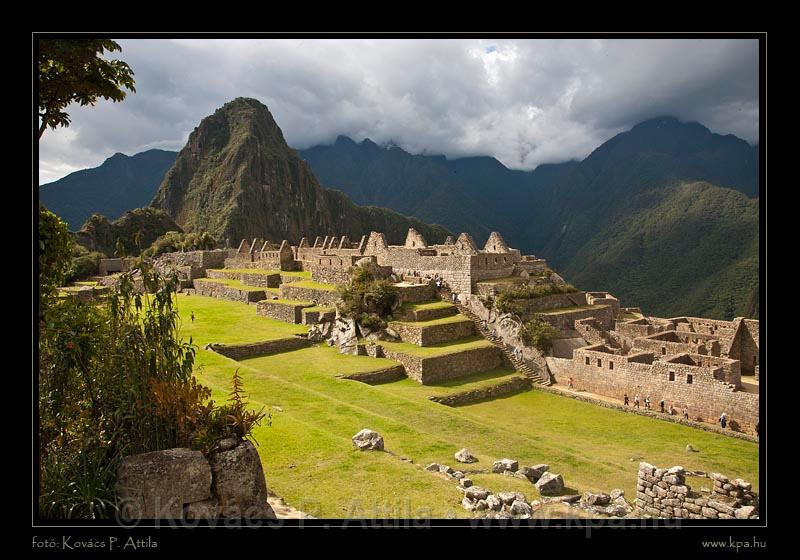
[
  {"left": 394, "top": 304, "right": 458, "bottom": 322},
  {"left": 256, "top": 300, "right": 314, "bottom": 324},
  {"left": 207, "top": 337, "right": 311, "bottom": 359},
  {"left": 206, "top": 269, "right": 282, "bottom": 288},
  {"left": 337, "top": 365, "right": 407, "bottom": 384},
  {"left": 279, "top": 284, "right": 340, "bottom": 307},
  {"left": 537, "top": 304, "right": 615, "bottom": 332},
  {"left": 388, "top": 318, "right": 475, "bottom": 346},
  {"left": 395, "top": 283, "right": 437, "bottom": 304},
  {"left": 155, "top": 250, "right": 228, "bottom": 279},
  {"left": 193, "top": 279, "right": 266, "bottom": 303},
  {"left": 560, "top": 345, "right": 759, "bottom": 432},
  {"left": 302, "top": 307, "right": 336, "bottom": 325},
  {"left": 515, "top": 292, "right": 588, "bottom": 320},
  {"left": 634, "top": 462, "right": 758, "bottom": 519},
  {"left": 115, "top": 442, "right": 276, "bottom": 520},
  {"left": 429, "top": 375, "right": 531, "bottom": 406},
  {"left": 378, "top": 344, "right": 504, "bottom": 384}
]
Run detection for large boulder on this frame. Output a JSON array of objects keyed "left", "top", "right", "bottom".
[
  {"left": 352, "top": 429, "right": 385, "bottom": 451},
  {"left": 330, "top": 317, "right": 359, "bottom": 355},
  {"left": 535, "top": 472, "right": 565, "bottom": 496},
  {"left": 510, "top": 500, "right": 532, "bottom": 517},
  {"left": 517, "top": 464, "right": 549, "bottom": 482},
  {"left": 209, "top": 440, "right": 276, "bottom": 519},
  {"left": 454, "top": 448, "right": 478, "bottom": 463},
  {"left": 582, "top": 492, "right": 611, "bottom": 506},
  {"left": 465, "top": 486, "right": 490, "bottom": 501},
  {"left": 491, "top": 458, "right": 519, "bottom": 473},
  {"left": 116, "top": 448, "right": 212, "bottom": 519}
]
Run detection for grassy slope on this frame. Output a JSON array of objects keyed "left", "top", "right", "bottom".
[{"left": 179, "top": 295, "right": 758, "bottom": 518}]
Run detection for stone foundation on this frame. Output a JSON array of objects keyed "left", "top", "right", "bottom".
[
  {"left": 429, "top": 376, "right": 531, "bottom": 406},
  {"left": 337, "top": 365, "right": 407, "bottom": 384},
  {"left": 279, "top": 284, "right": 340, "bottom": 307},
  {"left": 388, "top": 317, "right": 476, "bottom": 346},
  {"left": 207, "top": 337, "right": 311, "bottom": 359},
  {"left": 394, "top": 304, "right": 458, "bottom": 322},
  {"left": 206, "top": 269, "right": 282, "bottom": 288},
  {"left": 194, "top": 279, "right": 266, "bottom": 303},
  {"left": 634, "top": 462, "right": 758, "bottom": 520},
  {"left": 379, "top": 344, "right": 504, "bottom": 384},
  {"left": 301, "top": 307, "right": 336, "bottom": 325},
  {"left": 256, "top": 300, "right": 315, "bottom": 324}
]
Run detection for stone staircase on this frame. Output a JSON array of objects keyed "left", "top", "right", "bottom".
[{"left": 454, "top": 301, "right": 552, "bottom": 386}]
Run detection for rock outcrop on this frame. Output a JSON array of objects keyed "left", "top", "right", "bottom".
[{"left": 352, "top": 429, "right": 385, "bottom": 451}]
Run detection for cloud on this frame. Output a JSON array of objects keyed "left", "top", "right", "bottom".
[{"left": 38, "top": 37, "right": 760, "bottom": 183}]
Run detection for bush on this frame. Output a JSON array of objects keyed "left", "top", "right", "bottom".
[
  {"left": 337, "top": 263, "right": 398, "bottom": 325},
  {"left": 495, "top": 282, "right": 579, "bottom": 314},
  {"left": 39, "top": 208, "right": 71, "bottom": 298},
  {"left": 519, "top": 318, "right": 559, "bottom": 353},
  {"left": 66, "top": 251, "right": 104, "bottom": 282}
]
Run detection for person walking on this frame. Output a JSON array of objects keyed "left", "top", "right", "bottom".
[
  {"left": 683, "top": 406, "right": 689, "bottom": 420},
  {"left": 568, "top": 377, "right": 574, "bottom": 389},
  {"left": 624, "top": 393, "right": 629, "bottom": 406},
  {"left": 660, "top": 399, "right": 665, "bottom": 413},
  {"left": 634, "top": 394, "right": 640, "bottom": 408},
  {"left": 719, "top": 412, "right": 728, "bottom": 429},
  {"left": 645, "top": 396, "right": 651, "bottom": 410},
  {"left": 668, "top": 402, "right": 674, "bottom": 416}
]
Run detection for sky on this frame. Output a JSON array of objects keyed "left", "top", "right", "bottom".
[{"left": 38, "top": 37, "right": 760, "bottom": 184}]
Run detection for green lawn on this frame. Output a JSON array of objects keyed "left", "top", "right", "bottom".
[
  {"left": 538, "top": 304, "right": 608, "bottom": 315},
  {"left": 208, "top": 268, "right": 280, "bottom": 276},
  {"left": 195, "top": 277, "right": 267, "bottom": 292},
  {"left": 391, "top": 314, "right": 472, "bottom": 327},
  {"left": 180, "top": 296, "right": 759, "bottom": 518},
  {"left": 304, "top": 305, "right": 335, "bottom": 313},
  {"left": 285, "top": 279, "right": 338, "bottom": 291},
  {"left": 264, "top": 298, "right": 315, "bottom": 306},
  {"left": 399, "top": 300, "right": 454, "bottom": 312},
  {"left": 384, "top": 367, "right": 523, "bottom": 398},
  {"left": 378, "top": 336, "right": 494, "bottom": 357}
]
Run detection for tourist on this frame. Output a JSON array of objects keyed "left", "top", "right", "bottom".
[
  {"left": 568, "top": 377, "right": 574, "bottom": 389},
  {"left": 645, "top": 396, "right": 651, "bottom": 410},
  {"left": 719, "top": 412, "right": 728, "bottom": 429},
  {"left": 683, "top": 406, "right": 689, "bottom": 420},
  {"left": 634, "top": 394, "right": 640, "bottom": 408},
  {"left": 668, "top": 402, "right": 674, "bottom": 416},
  {"left": 624, "top": 393, "right": 629, "bottom": 406},
  {"left": 755, "top": 421, "right": 759, "bottom": 436},
  {"left": 660, "top": 399, "right": 665, "bottom": 413}
]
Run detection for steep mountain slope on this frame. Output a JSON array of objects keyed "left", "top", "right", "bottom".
[
  {"left": 564, "top": 182, "right": 759, "bottom": 319},
  {"left": 150, "top": 98, "right": 449, "bottom": 245},
  {"left": 39, "top": 149, "right": 178, "bottom": 230},
  {"left": 300, "top": 137, "right": 578, "bottom": 245}
]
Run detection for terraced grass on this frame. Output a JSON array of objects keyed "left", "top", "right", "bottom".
[
  {"left": 285, "top": 279, "right": 338, "bottom": 291},
  {"left": 378, "top": 336, "right": 494, "bottom": 358},
  {"left": 265, "top": 298, "right": 315, "bottom": 306},
  {"left": 180, "top": 296, "right": 759, "bottom": 518},
  {"left": 400, "top": 300, "right": 454, "bottom": 312},
  {"left": 538, "top": 304, "right": 609, "bottom": 315},
  {"left": 195, "top": 277, "right": 266, "bottom": 292},
  {"left": 208, "top": 268, "right": 280, "bottom": 276},
  {"left": 304, "top": 305, "right": 335, "bottom": 313},
  {"left": 391, "top": 314, "right": 472, "bottom": 327},
  {"left": 382, "top": 367, "right": 523, "bottom": 398}
]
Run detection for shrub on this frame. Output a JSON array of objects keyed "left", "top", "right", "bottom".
[
  {"left": 337, "top": 263, "right": 398, "bottom": 325},
  {"left": 39, "top": 208, "right": 71, "bottom": 299},
  {"left": 519, "top": 318, "right": 559, "bottom": 353},
  {"left": 66, "top": 251, "right": 104, "bottom": 282}
]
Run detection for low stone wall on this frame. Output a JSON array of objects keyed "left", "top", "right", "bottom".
[
  {"left": 516, "top": 292, "right": 588, "bottom": 319},
  {"left": 337, "top": 365, "right": 407, "bottom": 384},
  {"left": 115, "top": 442, "right": 276, "bottom": 520},
  {"left": 207, "top": 269, "right": 282, "bottom": 288},
  {"left": 634, "top": 463, "right": 758, "bottom": 519},
  {"left": 396, "top": 283, "right": 437, "bottom": 304},
  {"left": 429, "top": 376, "right": 531, "bottom": 406},
  {"left": 256, "top": 300, "right": 314, "bottom": 324},
  {"left": 279, "top": 284, "right": 340, "bottom": 307},
  {"left": 379, "top": 344, "right": 504, "bottom": 384},
  {"left": 538, "top": 305, "right": 615, "bottom": 332},
  {"left": 302, "top": 307, "right": 336, "bottom": 325},
  {"left": 394, "top": 304, "right": 458, "bottom": 322},
  {"left": 389, "top": 318, "right": 475, "bottom": 346},
  {"left": 207, "top": 337, "right": 311, "bottom": 359},
  {"left": 194, "top": 279, "right": 266, "bottom": 303}
]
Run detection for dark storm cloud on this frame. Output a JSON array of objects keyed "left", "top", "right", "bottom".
[{"left": 38, "top": 37, "right": 759, "bottom": 183}]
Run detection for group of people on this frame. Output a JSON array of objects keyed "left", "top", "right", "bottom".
[{"left": 623, "top": 393, "right": 690, "bottom": 420}]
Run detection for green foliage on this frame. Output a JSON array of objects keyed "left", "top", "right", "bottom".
[
  {"left": 519, "top": 318, "right": 559, "bottom": 353},
  {"left": 39, "top": 208, "right": 72, "bottom": 298},
  {"left": 38, "top": 39, "right": 135, "bottom": 138},
  {"left": 66, "top": 250, "right": 104, "bottom": 283},
  {"left": 38, "top": 252, "right": 266, "bottom": 518},
  {"left": 494, "top": 282, "right": 579, "bottom": 314},
  {"left": 337, "top": 263, "right": 398, "bottom": 325},
  {"left": 142, "top": 230, "right": 217, "bottom": 257}
]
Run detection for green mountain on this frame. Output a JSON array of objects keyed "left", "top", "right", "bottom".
[
  {"left": 150, "top": 98, "right": 450, "bottom": 245},
  {"left": 300, "top": 117, "right": 759, "bottom": 319},
  {"left": 72, "top": 207, "right": 182, "bottom": 257},
  {"left": 39, "top": 149, "right": 178, "bottom": 231}
]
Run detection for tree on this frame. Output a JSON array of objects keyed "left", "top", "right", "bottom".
[{"left": 38, "top": 39, "right": 136, "bottom": 139}]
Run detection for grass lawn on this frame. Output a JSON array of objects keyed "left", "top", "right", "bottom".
[
  {"left": 285, "top": 279, "right": 338, "bottom": 291},
  {"left": 399, "top": 300, "right": 455, "bottom": 312},
  {"left": 391, "top": 315, "right": 472, "bottom": 327},
  {"left": 538, "top": 304, "right": 609, "bottom": 315},
  {"left": 195, "top": 277, "right": 267, "bottom": 292},
  {"left": 208, "top": 268, "right": 280, "bottom": 276},
  {"left": 180, "top": 296, "right": 759, "bottom": 518},
  {"left": 265, "top": 298, "right": 315, "bottom": 306},
  {"left": 383, "top": 367, "right": 523, "bottom": 398},
  {"left": 304, "top": 305, "right": 335, "bottom": 313},
  {"left": 378, "top": 336, "right": 494, "bottom": 357}
]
